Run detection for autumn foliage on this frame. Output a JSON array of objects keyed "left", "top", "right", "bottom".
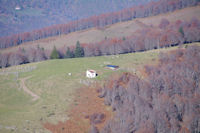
[
  {"left": 83, "top": 18, "right": 200, "bottom": 56},
  {"left": 98, "top": 45, "right": 200, "bottom": 133},
  {"left": 0, "top": 0, "right": 199, "bottom": 49},
  {"left": 0, "top": 18, "right": 200, "bottom": 68}
]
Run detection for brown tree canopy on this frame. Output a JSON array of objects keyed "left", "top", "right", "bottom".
[
  {"left": 99, "top": 45, "right": 200, "bottom": 133},
  {"left": 0, "top": 0, "right": 199, "bottom": 49},
  {"left": 0, "top": 18, "right": 199, "bottom": 68}
]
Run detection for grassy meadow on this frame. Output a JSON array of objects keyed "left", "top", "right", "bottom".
[{"left": 0, "top": 43, "right": 198, "bottom": 133}]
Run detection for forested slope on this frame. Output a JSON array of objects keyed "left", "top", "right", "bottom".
[
  {"left": 0, "top": 0, "right": 157, "bottom": 37},
  {"left": 1, "top": 16, "right": 199, "bottom": 68},
  {"left": 0, "top": 0, "right": 198, "bottom": 49},
  {"left": 97, "top": 45, "right": 200, "bottom": 133}
]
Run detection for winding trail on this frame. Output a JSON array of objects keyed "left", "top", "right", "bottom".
[{"left": 20, "top": 76, "right": 39, "bottom": 101}]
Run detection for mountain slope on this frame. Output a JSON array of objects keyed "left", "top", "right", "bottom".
[
  {"left": 0, "top": 0, "right": 157, "bottom": 37},
  {"left": 1, "top": 5, "right": 199, "bottom": 54},
  {"left": 0, "top": 42, "right": 198, "bottom": 133}
]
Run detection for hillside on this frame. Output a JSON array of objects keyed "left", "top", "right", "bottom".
[
  {"left": 0, "top": 0, "right": 198, "bottom": 50},
  {"left": 1, "top": 5, "right": 199, "bottom": 54},
  {"left": 0, "top": 0, "right": 199, "bottom": 132},
  {"left": 98, "top": 45, "right": 200, "bottom": 133},
  {"left": 0, "top": 43, "right": 198, "bottom": 133},
  {"left": 0, "top": 0, "right": 157, "bottom": 37}
]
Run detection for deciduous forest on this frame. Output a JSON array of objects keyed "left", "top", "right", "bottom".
[
  {"left": 1, "top": 17, "right": 199, "bottom": 68},
  {"left": 0, "top": 0, "right": 198, "bottom": 49},
  {"left": 0, "top": 0, "right": 156, "bottom": 37},
  {"left": 94, "top": 45, "right": 200, "bottom": 133}
]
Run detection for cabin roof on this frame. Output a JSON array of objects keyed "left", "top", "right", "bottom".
[{"left": 88, "top": 70, "right": 96, "bottom": 73}]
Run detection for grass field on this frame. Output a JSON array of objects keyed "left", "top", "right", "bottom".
[
  {"left": 0, "top": 43, "right": 199, "bottom": 133},
  {"left": 1, "top": 5, "right": 200, "bottom": 54}
]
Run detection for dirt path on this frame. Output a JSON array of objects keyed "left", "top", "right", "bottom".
[{"left": 20, "top": 76, "right": 39, "bottom": 101}]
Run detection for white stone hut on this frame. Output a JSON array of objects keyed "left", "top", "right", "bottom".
[{"left": 86, "top": 70, "right": 97, "bottom": 78}]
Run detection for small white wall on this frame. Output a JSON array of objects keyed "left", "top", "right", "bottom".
[{"left": 86, "top": 70, "right": 96, "bottom": 78}]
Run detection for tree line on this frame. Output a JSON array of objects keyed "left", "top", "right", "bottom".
[
  {"left": 50, "top": 41, "right": 84, "bottom": 59},
  {"left": 0, "top": 41, "right": 85, "bottom": 68},
  {"left": 92, "top": 45, "right": 200, "bottom": 133},
  {"left": 0, "top": 0, "right": 199, "bottom": 49},
  {"left": 0, "top": 0, "right": 154, "bottom": 37},
  {"left": 84, "top": 18, "right": 200, "bottom": 56},
  {"left": 0, "top": 18, "right": 199, "bottom": 68}
]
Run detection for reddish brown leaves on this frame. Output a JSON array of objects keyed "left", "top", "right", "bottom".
[{"left": 100, "top": 45, "right": 200, "bottom": 133}]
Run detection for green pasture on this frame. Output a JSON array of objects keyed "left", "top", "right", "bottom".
[{"left": 0, "top": 43, "right": 197, "bottom": 133}]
